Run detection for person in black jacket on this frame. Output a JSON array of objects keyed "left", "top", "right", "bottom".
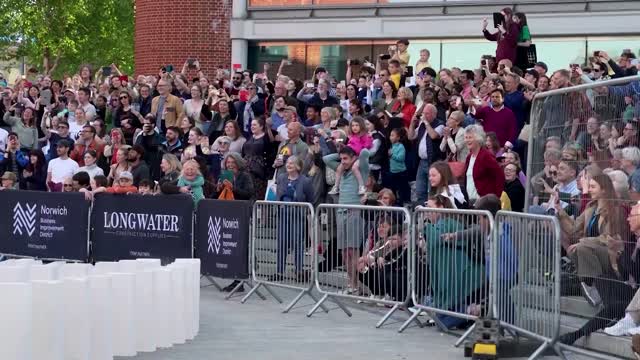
[
  {"left": 135, "top": 116, "right": 164, "bottom": 181},
  {"left": 158, "top": 153, "right": 182, "bottom": 194},
  {"left": 20, "top": 149, "right": 48, "bottom": 191},
  {"left": 503, "top": 163, "right": 525, "bottom": 212}
]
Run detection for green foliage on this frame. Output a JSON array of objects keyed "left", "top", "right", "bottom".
[{"left": 0, "top": 0, "right": 134, "bottom": 77}]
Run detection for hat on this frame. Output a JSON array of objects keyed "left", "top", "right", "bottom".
[
  {"left": 217, "top": 136, "right": 232, "bottom": 144},
  {"left": 534, "top": 62, "right": 548, "bottom": 72},
  {"left": 63, "top": 88, "right": 76, "bottom": 95},
  {"left": 119, "top": 171, "right": 133, "bottom": 180},
  {"left": 0, "top": 172, "right": 17, "bottom": 181},
  {"left": 57, "top": 139, "right": 72, "bottom": 148}
]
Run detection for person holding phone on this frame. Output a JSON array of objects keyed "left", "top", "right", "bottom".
[
  {"left": 481, "top": 7, "right": 521, "bottom": 65},
  {"left": 216, "top": 152, "right": 255, "bottom": 201}
]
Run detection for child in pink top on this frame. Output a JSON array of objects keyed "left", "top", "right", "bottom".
[{"left": 329, "top": 117, "right": 373, "bottom": 196}]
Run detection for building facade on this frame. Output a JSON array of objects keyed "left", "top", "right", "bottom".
[{"left": 135, "top": 0, "right": 640, "bottom": 77}]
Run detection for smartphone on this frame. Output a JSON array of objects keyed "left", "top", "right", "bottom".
[
  {"left": 220, "top": 170, "right": 234, "bottom": 183},
  {"left": 102, "top": 67, "right": 112, "bottom": 77},
  {"left": 481, "top": 59, "right": 487, "bottom": 66},
  {"left": 239, "top": 89, "right": 249, "bottom": 102},
  {"left": 492, "top": 12, "right": 504, "bottom": 28},
  {"left": 380, "top": 54, "right": 391, "bottom": 61},
  {"left": 41, "top": 89, "right": 52, "bottom": 106},
  {"left": 306, "top": 83, "right": 314, "bottom": 89},
  {"left": 187, "top": 59, "right": 196, "bottom": 69},
  {"left": 405, "top": 66, "right": 414, "bottom": 78},
  {"left": 166, "top": 64, "right": 174, "bottom": 73}
]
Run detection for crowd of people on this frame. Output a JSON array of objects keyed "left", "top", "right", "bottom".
[{"left": 2, "top": 6, "right": 640, "bottom": 354}]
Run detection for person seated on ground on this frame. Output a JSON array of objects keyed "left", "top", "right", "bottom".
[
  {"left": 559, "top": 201, "right": 640, "bottom": 345},
  {"left": 556, "top": 174, "right": 628, "bottom": 307},
  {"left": 106, "top": 171, "right": 137, "bottom": 194},
  {"left": 357, "top": 218, "right": 408, "bottom": 303}
]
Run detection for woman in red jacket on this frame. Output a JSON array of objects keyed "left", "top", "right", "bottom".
[
  {"left": 391, "top": 87, "right": 417, "bottom": 128},
  {"left": 463, "top": 124, "right": 505, "bottom": 204}
]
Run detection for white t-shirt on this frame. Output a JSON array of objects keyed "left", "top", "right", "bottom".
[
  {"left": 466, "top": 154, "right": 479, "bottom": 201},
  {"left": 69, "top": 121, "right": 85, "bottom": 141},
  {"left": 81, "top": 103, "right": 97, "bottom": 122},
  {"left": 48, "top": 157, "right": 79, "bottom": 183},
  {"left": 0, "top": 128, "right": 7, "bottom": 151},
  {"left": 277, "top": 124, "right": 289, "bottom": 141}
]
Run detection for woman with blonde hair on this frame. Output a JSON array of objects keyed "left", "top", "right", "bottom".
[
  {"left": 158, "top": 153, "right": 183, "bottom": 194},
  {"left": 391, "top": 87, "right": 416, "bottom": 128},
  {"left": 177, "top": 159, "right": 205, "bottom": 205}
]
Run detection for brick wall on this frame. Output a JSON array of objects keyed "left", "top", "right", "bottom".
[{"left": 134, "top": 0, "right": 231, "bottom": 78}]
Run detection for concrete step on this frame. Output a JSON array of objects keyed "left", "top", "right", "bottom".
[{"left": 560, "top": 296, "right": 601, "bottom": 319}]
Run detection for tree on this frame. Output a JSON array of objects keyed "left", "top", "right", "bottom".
[{"left": 0, "top": 0, "right": 134, "bottom": 78}]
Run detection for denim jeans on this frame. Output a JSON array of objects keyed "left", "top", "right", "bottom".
[{"left": 415, "top": 159, "right": 430, "bottom": 204}]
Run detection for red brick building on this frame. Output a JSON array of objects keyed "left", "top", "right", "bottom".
[{"left": 134, "top": 0, "right": 232, "bottom": 77}]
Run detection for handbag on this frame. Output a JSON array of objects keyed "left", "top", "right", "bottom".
[
  {"left": 264, "top": 175, "right": 277, "bottom": 201},
  {"left": 516, "top": 44, "right": 537, "bottom": 69}
]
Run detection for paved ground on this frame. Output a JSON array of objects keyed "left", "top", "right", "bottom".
[{"left": 118, "top": 280, "right": 584, "bottom": 360}]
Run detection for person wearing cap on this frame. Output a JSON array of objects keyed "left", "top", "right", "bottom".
[
  {"left": 106, "top": 171, "right": 137, "bottom": 194},
  {"left": 275, "top": 105, "right": 298, "bottom": 141},
  {"left": 46, "top": 139, "right": 79, "bottom": 192},
  {"left": 534, "top": 61, "right": 548, "bottom": 77},
  {"left": 0, "top": 171, "right": 17, "bottom": 190},
  {"left": 63, "top": 88, "right": 76, "bottom": 103}
]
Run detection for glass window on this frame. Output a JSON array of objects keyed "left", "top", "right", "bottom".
[
  {"left": 534, "top": 38, "right": 586, "bottom": 72},
  {"left": 587, "top": 37, "right": 640, "bottom": 61},
  {"left": 441, "top": 40, "right": 495, "bottom": 71},
  {"left": 407, "top": 40, "right": 441, "bottom": 72}
]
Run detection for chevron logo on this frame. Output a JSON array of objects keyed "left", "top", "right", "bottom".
[
  {"left": 207, "top": 217, "right": 222, "bottom": 254},
  {"left": 13, "top": 203, "right": 37, "bottom": 237}
]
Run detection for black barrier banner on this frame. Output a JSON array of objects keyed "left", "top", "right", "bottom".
[
  {"left": 196, "top": 199, "right": 251, "bottom": 278},
  {"left": 92, "top": 193, "right": 194, "bottom": 261},
  {"left": 0, "top": 190, "right": 89, "bottom": 260}
]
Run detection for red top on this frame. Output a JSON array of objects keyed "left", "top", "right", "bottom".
[
  {"left": 392, "top": 101, "right": 417, "bottom": 128},
  {"left": 465, "top": 147, "right": 505, "bottom": 198}
]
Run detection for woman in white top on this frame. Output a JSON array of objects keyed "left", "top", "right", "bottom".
[
  {"left": 182, "top": 84, "right": 206, "bottom": 132},
  {"left": 440, "top": 110, "right": 468, "bottom": 162},
  {"left": 224, "top": 120, "right": 246, "bottom": 154},
  {"left": 428, "top": 161, "right": 466, "bottom": 209},
  {"left": 69, "top": 107, "right": 89, "bottom": 140},
  {"left": 76, "top": 150, "right": 104, "bottom": 179}
]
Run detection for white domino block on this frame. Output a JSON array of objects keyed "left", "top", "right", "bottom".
[
  {"left": 0, "top": 282, "right": 32, "bottom": 360},
  {"left": 135, "top": 270, "right": 156, "bottom": 352},
  {"left": 0, "top": 265, "right": 30, "bottom": 282},
  {"left": 59, "top": 263, "right": 91, "bottom": 279},
  {"left": 110, "top": 272, "right": 137, "bottom": 357},
  {"left": 31, "top": 280, "right": 64, "bottom": 360},
  {"left": 30, "top": 264, "right": 58, "bottom": 281},
  {"left": 62, "top": 277, "right": 91, "bottom": 360},
  {"left": 152, "top": 268, "right": 173, "bottom": 348},
  {"left": 92, "top": 262, "right": 120, "bottom": 275},
  {"left": 168, "top": 265, "right": 187, "bottom": 345},
  {"left": 88, "top": 275, "right": 113, "bottom": 360}
]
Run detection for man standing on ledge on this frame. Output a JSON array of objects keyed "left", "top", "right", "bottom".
[{"left": 323, "top": 146, "right": 370, "bottom": 294}]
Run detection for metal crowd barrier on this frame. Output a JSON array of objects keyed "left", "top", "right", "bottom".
[
  {"left": 400, "top": 207, "right": 494, "bottom": 345},
  {"left": 493, "top": 211, "right": 563, "bottom": 359},
  {"left": 242, "top": 201, "right": 328, "bottom": 313},
  {"left": 307, "top": 203, "right": 418, "bottom": 328}
]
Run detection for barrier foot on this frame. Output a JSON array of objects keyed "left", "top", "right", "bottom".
[
  {"left": 552, "top": 343, "right": 568, "bottom": 360},
  {"left": 202, "top": 275, "right": 223, "bottom": 291},
  {"left": 398, "top": 310, "right": 421, "bottom": 333},
  {"left": 282, "top": 290, "right": 306, "bottom": 313},
  {"left": 376, "top": 303, "right": 400, "bottom": 328},
  {"left": 240, "top": 282, "right": 262, "bottom": 303},
  {"left": 454, "top": 323, "right": 475, "bottom": 348},
  {"left": 307, "top": 294, "right": 329, "bottom": 317},
  {"left": 308, "top": 291, "right": 330, "bottom": 313},
  {"left": 262, "top": 283, "right": 283, "bottom": 304},
  {"left": 330, "top": 295, "right": 352, "bottom": 317},
  {"left": 527, "top": 340, "right": 551, "bottom": 360}
]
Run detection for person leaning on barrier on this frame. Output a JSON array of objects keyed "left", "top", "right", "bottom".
[
  {"left": 555, "top": 174, "right": 628, "bottom": 307},
  {"left": 418, "top": 195, "right": 484, "bottom": 329},
  {"left": 213, "top": 152, "right": 255, "bottom": 202},
  {"left": 270, "top": 155, "right": 314, "bottom": 282}
]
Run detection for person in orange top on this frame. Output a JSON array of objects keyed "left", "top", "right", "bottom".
[{"left": 106, "top": 171, "right": 137, "bottom": 194}]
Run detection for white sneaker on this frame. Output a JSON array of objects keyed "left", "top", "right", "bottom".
[
  {"left": 328, "top": 185, "right": 339, "bottom": 195},
  {"left": 358, "top": 186, "right": 367, "bottom": 195},
  {"left": 605, "top": 313, "right": 636, "bottom": 336}
]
